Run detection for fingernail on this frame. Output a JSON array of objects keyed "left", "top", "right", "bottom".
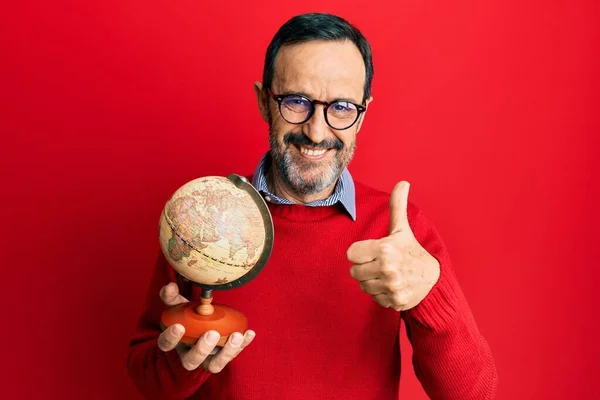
[
  {"left": 206, "top": 331, "right": 220, "bottom": 345},
  {"left": 172, "top": 324, "right": 183, "bottom": 335},
  {"left": 231, "top": 333, "right": 242, "bottom": 346}
]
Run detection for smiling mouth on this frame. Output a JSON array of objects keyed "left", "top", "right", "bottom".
[{"left": 296, "top": 145, "right": 331, "bottom": 159}]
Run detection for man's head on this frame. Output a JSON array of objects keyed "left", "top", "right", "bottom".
[{"left": 255, "top": 13, "right": 373, "bottom": 200}]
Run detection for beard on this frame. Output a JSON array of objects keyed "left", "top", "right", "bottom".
[{"left": 269, "top": 128, "right": 356, "bottom": 196}]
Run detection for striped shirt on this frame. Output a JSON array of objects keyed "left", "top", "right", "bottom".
[{"left": 251, "top": 152, "right": 356, "bottom": 221}]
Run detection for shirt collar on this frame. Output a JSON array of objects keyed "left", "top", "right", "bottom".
[{"left": 251, "top": 152, "right": 356, "bottom": 221}]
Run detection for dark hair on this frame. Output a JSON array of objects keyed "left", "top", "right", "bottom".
[{"left": 262, "top": 13, "right": 373, "bottom": 102}]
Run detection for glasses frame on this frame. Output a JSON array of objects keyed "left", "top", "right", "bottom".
[{"left": 267, "top": 89, "right": 366, "bottom": 131}]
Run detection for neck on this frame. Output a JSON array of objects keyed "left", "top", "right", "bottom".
[{"left": 267, "top": 168, "right": 336, "bottom": 204}]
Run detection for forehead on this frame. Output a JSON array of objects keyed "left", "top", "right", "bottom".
[{"left": 272, "top": 40, "right": 366, "bottom": 102}]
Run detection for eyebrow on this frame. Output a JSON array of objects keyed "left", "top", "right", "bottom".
[{"left": 277, "top": 90, "right": 362, "bottom": 105}]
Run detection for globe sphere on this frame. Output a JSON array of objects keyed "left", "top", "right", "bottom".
[{"left": 158, "top": 174, "right": 273, "bottom": 288}]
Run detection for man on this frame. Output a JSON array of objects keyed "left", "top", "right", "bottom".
[{"left": 127, "top": 12, "right": 497, "bottom": 400}]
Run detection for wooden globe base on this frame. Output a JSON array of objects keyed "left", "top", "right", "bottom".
[{"left": 161, "top": 297, "right": 248, "bottom": 347}]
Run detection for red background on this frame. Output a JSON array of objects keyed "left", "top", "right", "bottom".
[{"left": 1, "top": 1, "right": 598, "bottom": 399}]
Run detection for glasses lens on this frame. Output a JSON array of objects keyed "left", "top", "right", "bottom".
[
  {"left": 327, "top": 101, "right": 359, "bottom": 130},
  {"left": 280, "top": 95, "right": 312, "bottom": 124}
]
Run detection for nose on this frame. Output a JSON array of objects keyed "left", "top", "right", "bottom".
[{"left": 302, "top": 105, "right": 330, "bottom": 144}]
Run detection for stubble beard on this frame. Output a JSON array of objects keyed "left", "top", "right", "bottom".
[{"left": 268, "top": 128, "right": 356, "bottom": 197}]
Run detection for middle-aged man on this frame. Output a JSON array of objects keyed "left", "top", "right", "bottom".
[{"left": 127, "top": 12, "right": 498, "bottom": 400}]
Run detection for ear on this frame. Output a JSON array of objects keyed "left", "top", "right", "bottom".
[
  {"left": 254, "top": 81, "right": 269, "bottom": 123},
  {"left": 355, "top": 96, "right": 373, "bottom": 134}
]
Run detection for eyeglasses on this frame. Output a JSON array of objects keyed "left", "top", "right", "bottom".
[{"left": 268, "top": 89, "right": 366, "bottom": 131}]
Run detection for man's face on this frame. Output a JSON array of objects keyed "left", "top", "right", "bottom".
[{"left": 256, "top": 40, "right": 371, "bottom": 197}]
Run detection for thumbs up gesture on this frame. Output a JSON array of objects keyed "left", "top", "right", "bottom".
[{"left": 347, "top": 181, "right": 441, "bottom": 311}]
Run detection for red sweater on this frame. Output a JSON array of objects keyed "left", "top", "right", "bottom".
[{"left": 127, "top": 181, "right": 497, "bottom": 399}]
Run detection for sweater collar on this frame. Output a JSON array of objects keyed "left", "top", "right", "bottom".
[{"left": 251, "top": 152, "right": 356, "bottom": 221}]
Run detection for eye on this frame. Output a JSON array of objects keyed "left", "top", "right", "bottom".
[
  {"left": 334, "top": 103, "right": 351, "bottom": 111},
  {"left": 329, "top": 102, "right": 358, "bottom": 119},
  {"left": 282, "top": 96, "right": 311, "bottom": 113}
]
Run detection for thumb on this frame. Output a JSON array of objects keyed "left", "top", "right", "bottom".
[
  {"left": 389, "top": 181, "right": 411, "bottom": 235},
  {"left": 160, "top": 282, "right": 190, "bottom": 306}
]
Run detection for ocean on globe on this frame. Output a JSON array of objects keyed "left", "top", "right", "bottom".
[{"left": 158, "top": 175, "right": 269, "bottom": 287}]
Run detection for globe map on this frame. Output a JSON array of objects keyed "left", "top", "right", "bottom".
[{"left": 158, "top": 175, "right": 269, "bottom": 287}]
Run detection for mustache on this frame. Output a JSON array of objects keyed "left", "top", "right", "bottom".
[{"left": 282, "top": 133, "right": 344, "bottom": 151}]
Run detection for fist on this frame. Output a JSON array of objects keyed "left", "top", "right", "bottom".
[{"left": 347, "top": 181, "right": 440, "bottom": 311}]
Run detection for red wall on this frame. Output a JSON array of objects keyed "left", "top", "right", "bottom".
[{"left": 2, "top": 1, "right": 598, "bottom": 399}]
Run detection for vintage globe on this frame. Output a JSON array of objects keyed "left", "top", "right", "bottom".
[{"left": 158, "top": 174, "right": 274, "bottom": 289}]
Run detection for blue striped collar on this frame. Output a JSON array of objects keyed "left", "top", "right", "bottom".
[{"left": 251, "top": 152, "right": 356, "bottom": 221}]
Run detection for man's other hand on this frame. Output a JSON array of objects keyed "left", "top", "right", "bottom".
[
  {"left": 347, "top": 181, "right": 440, "bottom": 311},
  {"left": 157, "top": 282, "right": 256, "bottom": 373}
]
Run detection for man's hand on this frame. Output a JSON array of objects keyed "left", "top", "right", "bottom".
[
  {"left": 157, "top": 282, "right": 256, "bottom": 373},
  {"left": 347, "top": 181, "right": 440, "bottom": 311}
]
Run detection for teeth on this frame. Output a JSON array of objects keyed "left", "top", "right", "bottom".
[{"left": 300, "top": 147, "right": 327, "bottom": 156}]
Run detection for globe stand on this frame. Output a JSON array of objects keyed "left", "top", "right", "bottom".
[{"left": 160, "top": 289, "right": 248, "bottom": 347}]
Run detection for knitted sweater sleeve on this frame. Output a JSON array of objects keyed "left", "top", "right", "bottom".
[
  {"left": 401, "top": 204, "right": 498, "bottom": 400},
  {"left": 126, "top": 253, "right": 212, "bottom": 399}
]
